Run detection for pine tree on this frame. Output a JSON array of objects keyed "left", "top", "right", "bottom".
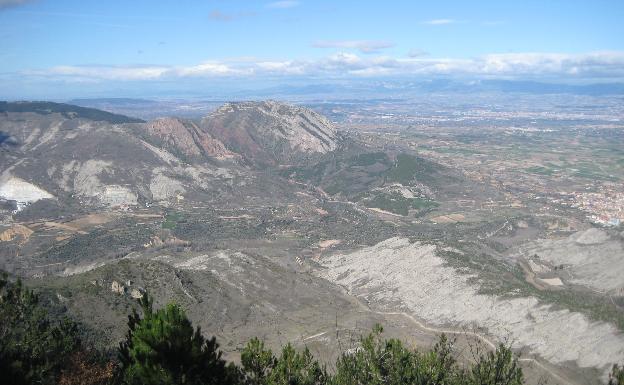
[
  {"left": 241, "top": 337, "right": 276, "bottom": 385},
  {"left": 466, "top": 343, "right": 523, "bottom": 385},
  {"left": 267, "top": 343, "right": 327, "bottom": 385},
  {"left": 0, "top": 273, "right": 79, "bottom": 385},
  {"left": 117, "top": 293, "right": 239, "bottom": 385}
]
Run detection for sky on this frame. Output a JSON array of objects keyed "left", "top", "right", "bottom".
[{"left": 1, "top": 0, "right": 623, "bottom": 99}]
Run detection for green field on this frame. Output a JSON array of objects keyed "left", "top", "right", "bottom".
[
  {"left": 162, "top": 212, "right": 185, "bottom": 229},
  {"left": 363, "top": 191, "right": 438, "bottom": 216}
]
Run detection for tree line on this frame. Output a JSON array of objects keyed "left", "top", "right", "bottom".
[{"left": 1, "top": 273, "right": 622, "bottom": 385}]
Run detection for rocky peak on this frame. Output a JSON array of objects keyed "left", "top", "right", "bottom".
[{"left": 202, "top": 101, "right": 338, "bottom": 166}]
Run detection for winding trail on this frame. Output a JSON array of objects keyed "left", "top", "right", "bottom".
[{"left": 365, "top": 309, "right": 577, "bottom": 385}]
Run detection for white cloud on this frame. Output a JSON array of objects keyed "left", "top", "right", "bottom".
[
  {"left": 476, "top": 51, "right": 624, "bottom": 78},
  {"left": 423, "top": 19, "right": 455, "bottom": 25},
  {"left": 326, "top": 52, "right": 362, "bottom": 66},
  {"left": 25, "top": 51, "right": 624, "bottom": 82},
  {"left": 312, "top": 40, "right": 395, "bottom": 54},
  {"left": 175, "top": 62, "right": 249, "bottom": 77},
  {"left": 266, "top": 1, "right": 299, "bottom": 9},
  {"left": 256, "top": 61, "right": 306, "bottom": 75},
  {"left": 44, "top": 65, "right": 170, "bottom": 80}
]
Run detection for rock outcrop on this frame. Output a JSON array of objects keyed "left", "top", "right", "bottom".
[
  {"left": 201, "top": 101, "right": 338, "bottom": 166},
  {"left": 143, "top": 117, "right": 234, "bottom": 160}
]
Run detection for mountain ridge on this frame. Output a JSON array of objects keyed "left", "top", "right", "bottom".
[
  {"left": 0, "top": 100, "right": 339, "bottom": 210},
  {"left": 0, "top": 101, "right": 144, "bottom": 124},
  {"left": 202, "top": 100, "right": 338, "bottom": 166}
]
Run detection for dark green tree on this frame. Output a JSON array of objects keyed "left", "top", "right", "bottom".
[
  {"left": 240, "top": 336, "right": 327, "bottom": 385},
  {"left": 610, "top": 364, "right": 624, "bottom": 385},
  {"left": 0, "top": 273, "right": 80, "bottom": 385},
  {"left": 411, "top": 334, "right": 457, "bottom": 385},
  {"left": 267, "top": 343, "right": 327, "bottom": 385},
  {"left": 332, "top": 325, "right": 458, "bottom": 385},
  {"left": 117, "top": 293, "right": 239, "bottom": 385},
  {"left": 466, "top": 343, "right": 523, "bottom": 385},
  {"left": 241, "top": 337, "right": 276, "bottom": 385}
]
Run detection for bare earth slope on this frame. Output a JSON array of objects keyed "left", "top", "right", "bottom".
[{"left": 317, "top": 237, "right": 624, "bottom": 379}]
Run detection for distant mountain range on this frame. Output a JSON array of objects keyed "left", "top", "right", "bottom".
[
  {"left": 58, "top": 80, "right": 624, "bottom": 119},
  {"left": 252, "top": 79, "right": 624, "bottom": 97}
]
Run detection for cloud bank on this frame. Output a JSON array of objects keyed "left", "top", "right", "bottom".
[{"left": 21, "top": 51, "right": 624, "bottom": 82}]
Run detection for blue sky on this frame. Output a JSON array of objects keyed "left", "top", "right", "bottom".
[{"left": 1, "top": 0, "right": 623, "bottom": 98}]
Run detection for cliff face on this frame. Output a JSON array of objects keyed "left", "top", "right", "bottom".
[
  {"left": 201, "top": 101, "right": 338, "bottom": 166},
  {"left": 143, "top": 118, "right": 235, "bottom": 160}
]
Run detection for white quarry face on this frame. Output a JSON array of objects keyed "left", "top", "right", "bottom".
[{"left": 0, "top": 176, "right": 54, "bottom": 209}]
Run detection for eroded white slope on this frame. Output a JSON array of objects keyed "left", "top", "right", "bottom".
[
  {"left": 0, "top": 176, "right": 54, "bottom": 203},
  {"left": 318, "top": 237, "right": 624, "bottom": 372},
  {"left": 514, "top": 228, "right": 624, "bottom": 293}
]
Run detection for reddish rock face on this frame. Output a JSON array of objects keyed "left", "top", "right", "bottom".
[
  {"left": 144, "top": 117, "right": 235, "bottom": 160},
  {"left": 201, "top": 101, "right": 338, "bottom": 166}
]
